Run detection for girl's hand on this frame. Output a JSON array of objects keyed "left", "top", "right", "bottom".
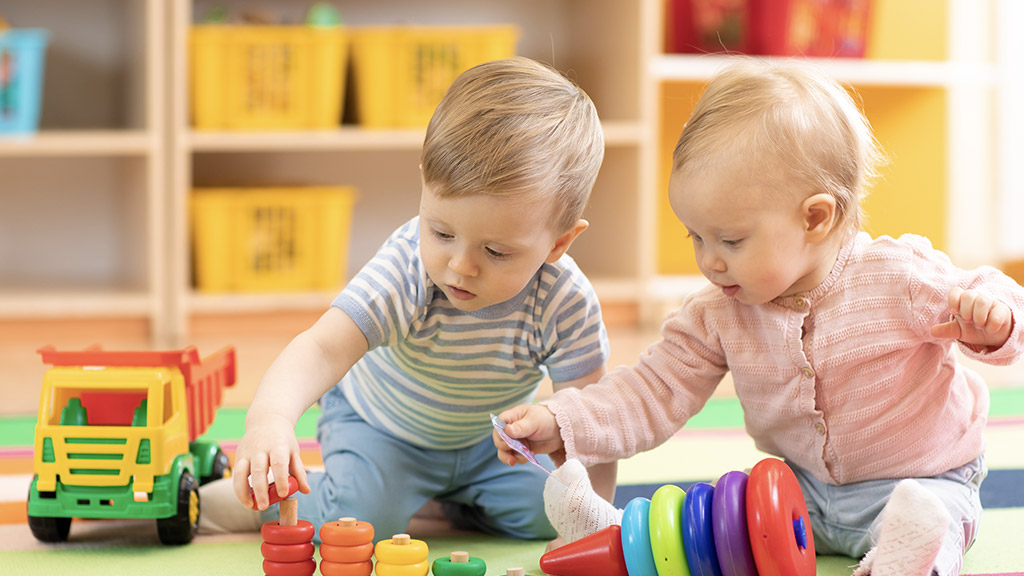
[
  {"left": 930, "top": 287, "right": 1014, "bottom": 351},
  {"left": 493, "top": 404, "right": 566, "bottom": 466},
  {"left": 231, "top": 412, "right": 311, "bottom": 510}
]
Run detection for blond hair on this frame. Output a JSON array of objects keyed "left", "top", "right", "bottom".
[
  {"left": 421, "top": 57, "right": 605, "bottom": 233},
  {"left": 673, "top": 58, "right": 883, "bottom": 236}
]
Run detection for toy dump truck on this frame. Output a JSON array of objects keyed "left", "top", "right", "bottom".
[{"left": 27, "top": 345, "right": 237, "bottom": 545}]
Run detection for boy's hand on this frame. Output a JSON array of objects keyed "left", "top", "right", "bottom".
[
  {"left": 930, "top": 287, "right": 1014, "bottom": 350},
  {"left": 232, "top": 412, "right": 311, "bottom": 511},
  {"left": 493, "top": 404, "right": 566, "bottom": 466}
]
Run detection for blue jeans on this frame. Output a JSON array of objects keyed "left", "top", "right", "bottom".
[
  {"left": 791, "top": 457, "right": 986, "bottom": 576},
  {"left": 271, "top": 387, "right": 557, "bottom": 543}
]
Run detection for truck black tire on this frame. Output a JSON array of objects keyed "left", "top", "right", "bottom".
[
  {"left": 157, "top": 471, "right": 199, "bottom": 545},
  {"left": 27, "top": 514, "right": 71, "bottom": 543}
]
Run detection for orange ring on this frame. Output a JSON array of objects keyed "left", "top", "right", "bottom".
[
  {"left": 320, "top": 519, "right": 375, "bottom": 546},
  {"left": 261, "top": 541, "right": 315, "bottom": 563},
  {"left": 319, "top": 560, "right": 373, "bottom": 576},
  {"left": 319, "top": 542, "right": 374, "bottom": 563},
  {"left": 261, "top": 520, "right": 315, "bottom": 545}
]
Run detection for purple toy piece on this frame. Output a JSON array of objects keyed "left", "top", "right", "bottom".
[
  {"left": 712, "top": 471, "right": 758, "bottom": 576},
  {"left": 684, "top": 482, "right": 722, "bottom": 576}
]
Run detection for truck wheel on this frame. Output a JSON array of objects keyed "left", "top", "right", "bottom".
[
  {"left": 202, "top": 449, "right": 231, "bottom": 485},
  {"left": 27, "top": 515, "right": 71, "bottom": 542},
  {"left": 157, "top": 471, "right": 199, "bottom": 545}
]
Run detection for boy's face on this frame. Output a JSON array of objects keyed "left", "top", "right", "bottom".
[
  {"left": 668, "top": 164, "right": 829, "bottom": 305},
  {"left": 418, "top": 184, "right": 566, "bottom": 312}
]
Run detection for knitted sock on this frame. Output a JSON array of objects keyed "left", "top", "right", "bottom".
[
  {"left": 543, "top": 458, "right": 623, "bottom": 543},
  {"left": 853, "top": 479, "right": 950, "bottom": 576},
  {"left": 198, "top": 477, "right": 263, "bottom": 534}
]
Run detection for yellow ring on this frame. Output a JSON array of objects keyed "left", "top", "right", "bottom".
[{"left": 374, "top": 537, "right": 429, "bottom": 565}]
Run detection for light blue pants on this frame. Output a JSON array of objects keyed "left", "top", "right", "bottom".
[
  {"left": 268, "top": 388, "right": 557, "bottom": 543},
  {"left": 790, "top": 457, "right": 986, "bottom": 576}
]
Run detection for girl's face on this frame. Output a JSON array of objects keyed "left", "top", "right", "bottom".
[
  {"left": 668, "top": 164, "right": 836, "bottom": 305},
  {"left": 418, "top": 185, "right": 574, "bottom": 312}
]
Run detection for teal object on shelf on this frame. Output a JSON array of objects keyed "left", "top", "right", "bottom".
[{"left": 0, "top": 28, "right": 49, "bottom": 135}]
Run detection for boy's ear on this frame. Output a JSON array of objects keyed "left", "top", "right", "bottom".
[
  {"left": 802, "top": 193, "right": 837, "bottom": 242},
  {"left": 546, "top": 219, "right": 589, "bottom": 263}
]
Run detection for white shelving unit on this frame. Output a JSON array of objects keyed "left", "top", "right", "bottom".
[
  {"left": 167, "top": 0, "right": 650, "bottom": 343},
  {"left": 0, "top": 0, "right": 167, "bottom": 338}
]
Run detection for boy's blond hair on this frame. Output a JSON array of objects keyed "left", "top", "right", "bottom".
[
  {"left": 421, "top": 57, "right": 605, "bottom": 234},
  {"left": 673, "top": 59, "right": 883, "bottom": 237}
]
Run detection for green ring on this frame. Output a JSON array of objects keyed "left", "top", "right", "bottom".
[
  {"left": 649, "top": 484, "right": 691, "bottom": 576},
  {"left": 431, "top": 556, "right": 487, "bottom": 576}
]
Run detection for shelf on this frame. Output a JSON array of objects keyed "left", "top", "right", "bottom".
[
  {"left": 186, "top": 291, "right": 338, "bottom": 315},
  {"left": 0, "top": 290, "right": 154, "bottom": 319},
  {"left": 186, "top": 121, "right": 644, "bottom": 153},
  {"left": 651, "top": 54, "right": 999, "bottom": 87},
  {"left": 0, "top": 131, "right": 153, "bottom": 157}
]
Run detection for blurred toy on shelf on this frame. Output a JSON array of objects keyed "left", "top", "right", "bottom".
[
  {"left": 0, "top": 22, "right": 49, "bottom": 135},
  {"left": 666, "top": 0, "right": 870, "bottom": 58},
  {"left": 539, "top": 458, "right": 815, "bottom": 576}
]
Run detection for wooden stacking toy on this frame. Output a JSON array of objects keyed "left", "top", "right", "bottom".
[
  {"left": 319, "top": 517, "right": 375, "bottom": 576},
  {"left": 540, "top": 458, "right": 815, "bottom": 576},
  {"left": 374, "top": 533, "right": 429, "bottom": 576},
  {"left": 260, "top": 480, "right": 315, "bottom": 576},
  {"left": 431, "top": 551, "right": 486, "bottom": 576}
]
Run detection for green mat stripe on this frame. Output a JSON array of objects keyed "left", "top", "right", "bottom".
[{"left": 4, "top": 387, "right": 1024, "bottom": 448}]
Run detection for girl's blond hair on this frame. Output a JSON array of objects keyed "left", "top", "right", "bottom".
[
  {"left": 673, "top": 58, "right": 884, "bottom": 236},
  {"left": 421, "top": 57, "right": 605, "bottom": 233}
]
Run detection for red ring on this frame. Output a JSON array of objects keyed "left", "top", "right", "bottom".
[
  {"left": 261, "top": 541, "right": 315, "bottom": 563},
  {"left": 261, "top": 520, "right": 315, "bottom": 545},
  {"left": 746, "top": 458, "right": 816, "bottom": 576},
  {"left": 262, "top": 558, "right": 317, "bottom": 576}
]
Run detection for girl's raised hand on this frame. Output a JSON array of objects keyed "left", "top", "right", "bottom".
[
  {"left": 493, "top": 404, "right": 566, "bottom": 467},
  {"left": 931, "top": 287, "right": 1014, "bottom": 351}
]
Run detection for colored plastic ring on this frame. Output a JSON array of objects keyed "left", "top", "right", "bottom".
[
  {"left": 649, "top": 484, "right": 692, "bottom": 576},
  {"left": 621, "top": 497, "right": 659, "bottom": 576},
  {"left": 254, "top": 476, "right": 300, "bottom": 508},
  {"left": 319, "top": 559, "right": 373, "bottom": 576},
  {"left": 262, "top": 558, "right": 317, "bottom": 576},
  {"left": 683, "top": 482, "right": 722, "bottom": 576},
  {"left": 373, "top": 560, "right": 430, "bottom": 576},
  {"left": 261, "top": 520, "right": 315, "bottom": 545},
  {"left": 374, "top": 537, "right": 430, "bottom": 565},
  {"left": 319, "top": 542, "right": 374, "bottom": 563},
  {"left": 431, "top": 555, "right": 488, "bottom": 576},
  {"left": 319, "top": 518, "right": 375, "bottom": 546},
  {"left": 746, "top": 459, "right": 816, "bottom": 576},
  {"left": 711, "top": 471, "right": 757, "bottom": 576},
  {"left": 261, "top": 541, "right": 315, "bottom": 563}
]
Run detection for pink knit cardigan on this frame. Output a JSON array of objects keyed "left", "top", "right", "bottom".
[{"left": 548, "top": 233, "right": 1024, "bottom": 484}]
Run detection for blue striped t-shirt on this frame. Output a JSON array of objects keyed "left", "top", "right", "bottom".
[{"left": 332, "top": 217, "right": 610, "bottom": 450}]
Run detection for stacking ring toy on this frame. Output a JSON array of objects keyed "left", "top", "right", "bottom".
[
  {"left": 711, "top": 471, "right": 757, "bottom": 576},
  {"left": 261, "top": 519, "right": 316, "bottom": 545},
  {"left": 649, "top": 484, "right": 691, "bottom": 576},
  {"left": 621, "top": 498, "right": 658, "bottom": 576},
  {"left": 746, "top": 459, "right": 816, "bottom": 576},
  {"left": 683, "top": 483, "right": 722, "bottom": 576}
]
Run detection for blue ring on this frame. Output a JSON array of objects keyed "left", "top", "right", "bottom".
[
  {"left": 683, "top": 483, "right": 723, "bottom": 576},
  {"left": 621, "top": 497, "right": 659, "bottom": 576}
]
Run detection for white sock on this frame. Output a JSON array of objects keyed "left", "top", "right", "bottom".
[
  {"left": 854, "top": 479, "right": 950, "bottom": 576},
  {"left": 543, "top": 458, "right": 623, "bottom": 543},
  {"left": 198, "top": 477, "right": 263, "bottom": 534}
]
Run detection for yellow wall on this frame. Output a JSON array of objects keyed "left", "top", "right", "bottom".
[{"left": 656, "top": 0, "right": 950, "bottom": 275}]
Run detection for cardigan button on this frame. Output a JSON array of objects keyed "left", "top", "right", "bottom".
[
  {"left": 801, "top": 367, "right": 815, "bottom": 379},
  {"left": 815, "top": 422, "right": 826, "bottom": 435},
  {"left": 794, "top": 297, "right": 808, "bottom": 310}
]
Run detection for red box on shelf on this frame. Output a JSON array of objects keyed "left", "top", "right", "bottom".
[{"left": 666, "top": 0, "right": 870, "bottom": 58}]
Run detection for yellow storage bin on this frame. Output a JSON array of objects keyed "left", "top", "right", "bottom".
[
  {"left": 349, "top": 25, "right": 519, "bottom": 128},
  {"left": 190, "top": 26, "right": 346, "bottom": 130},
  {"left": 191, "top": 187, "right": 357, "bottom": 292}
]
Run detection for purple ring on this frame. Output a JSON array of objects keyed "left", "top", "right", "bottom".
[{"left": 712, "top": 471, "right": 757, "bottom": 576}]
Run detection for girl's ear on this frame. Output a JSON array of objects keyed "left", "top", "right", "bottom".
[
  {"left": 802, "top": 193, "right": 837, "bottom": 243},
  {"left": 546, "top": 219, "right": 589, "bottom": 263}
]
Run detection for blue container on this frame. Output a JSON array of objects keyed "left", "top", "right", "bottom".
[{"left": 0, "top": 28, "right": 49, "bottom": 135}]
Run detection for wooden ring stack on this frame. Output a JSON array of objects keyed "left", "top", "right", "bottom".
[{"left": 319, "top": 516, "right": 375, "bottom": 576}]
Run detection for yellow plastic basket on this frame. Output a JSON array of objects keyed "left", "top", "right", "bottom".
[
  {"left": 191, "top": 187, "right": 357, "bottom": 292},
  {"left": 190, "top": 26, "right": 347, "bottom": 130},
  {"left": 348, "top": 25, "right": 519, "bottom": 128}
]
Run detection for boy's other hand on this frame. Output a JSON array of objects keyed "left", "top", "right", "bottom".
[
  {"left": 232, "top": 412, "right": 311, "bottom": 511},
  {"left": 493, "top": 404, "right": 565, "bottom": 466},
  {"left": 930, "top": 287, "right": 1014, "bottom": 351}
]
